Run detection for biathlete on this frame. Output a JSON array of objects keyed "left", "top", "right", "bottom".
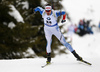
[{"left": 34, "top": 4, "right": 83, "bottom": 64}]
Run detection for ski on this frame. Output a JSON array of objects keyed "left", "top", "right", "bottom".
[
  {"left": 78, "top": 60, "right": 92, "bottom": 65},
  {"left": 41, "top": 62, "right": 52, "bottom": 68}
]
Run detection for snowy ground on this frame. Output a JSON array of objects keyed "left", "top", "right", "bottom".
[
  {"left": 0, "top": 57, "right": 100, "bottom": 72},
  {"left": 0, "top": 32, "right": 100, "bottom": 72}
]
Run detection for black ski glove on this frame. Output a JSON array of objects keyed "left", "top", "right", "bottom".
[{"left": 61, "top": 20, "right": 66, "bottom": 23}]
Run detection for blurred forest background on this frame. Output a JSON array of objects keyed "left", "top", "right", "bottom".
[{"left": 0, "top": 0, "right": 69, "bottom": 59}]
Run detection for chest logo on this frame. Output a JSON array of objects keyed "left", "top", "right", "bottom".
[{"left": 47, "top": 17, "right": 51, "bottom": 20}]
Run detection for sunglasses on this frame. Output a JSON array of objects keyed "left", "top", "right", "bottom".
[{"left": 45, "top": 10, "right": 51, "bottom": 12}]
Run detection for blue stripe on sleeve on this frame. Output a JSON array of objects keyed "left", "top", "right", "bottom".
[
  {"left": 34, "top": 7, "right": 44, "bottom": 15},
  {"left": 56, "top": 11, "right": 65, "bottom": 17}
]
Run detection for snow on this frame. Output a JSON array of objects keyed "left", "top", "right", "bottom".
[
  {"left": 23, "top": 47, "right": 36, "bottom": 57},
  {"left": 41, "top": 0, "right": 47, "bottom": 6},
  {"left": 1, "top": 0, "right": 100, "bottom": 72},
  {"left": 21, "top": 1, "right": 29, "bottom": 9},
  {"left": 8, "top": 5, "right": 24, "bottom": 23},
  {"left": 0, "top": 53, "right": 100, "bottom": 72},
  {"left": 62, "top": 0, "right": 100, "bottom": 25},
  {"left": 8, "top": 22, "right": 16, "bottom": 29},
  {"left": 72, "top": 33, "right": 100, "bottom": 58}
]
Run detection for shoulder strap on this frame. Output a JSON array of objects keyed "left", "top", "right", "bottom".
[
  {"left": 42, "top": 10, "right": 45, "bottom": 18},
  {"left": 52, "top": 9, "right": 57, "bottom": 19}
]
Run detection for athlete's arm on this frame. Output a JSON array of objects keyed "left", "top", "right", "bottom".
[
  {"left": 56, "top": 11, "right": 66, "bottom": 17},
  {"left": 56, "top": 11, "right": 66, "bottom": 23},
  {"left": 34, "top": 7, "right": 44, "bottom": 15}
]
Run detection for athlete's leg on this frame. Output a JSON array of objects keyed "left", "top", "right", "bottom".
[
  {"left": 44, "top": 26, "right": 52, "bottom": 63},
  {"left": 53, "top": 26, "right": 82, "bottom": 60},
  {"left": 53, "top": 26, "right": 74, "bottom": 52},
  {"left": 44, "top": 27, "right": 52, "bottom": 53}
]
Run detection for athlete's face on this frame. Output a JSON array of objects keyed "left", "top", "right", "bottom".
[{"left": 45, "top": 10, "right": 51, "bottom": 15}]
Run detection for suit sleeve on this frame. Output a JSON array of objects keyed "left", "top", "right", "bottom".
[
  {"left": 34, "top": 7, "right": 44, "bottom": 15},
  {"left": 56, "top": 11, "right": 66, "bottom": 17},
  {"left": 56, "top": 11, "right": 66, "bottom": 20}
]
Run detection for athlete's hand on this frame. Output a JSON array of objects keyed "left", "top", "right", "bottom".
[{"left": 61, "top": 20, "right": 66, "bottom": 23}]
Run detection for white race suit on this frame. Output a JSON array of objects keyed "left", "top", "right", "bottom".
[{"left": 34, "top": 7, "right": 74, "bottom": 53}]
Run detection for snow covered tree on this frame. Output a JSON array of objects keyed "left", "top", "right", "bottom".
[
  {"left": 0, "top": 0, "right": 47, "bottom": 59},
  {"left": 0, "top": 0, "right": 36, "bottom": 59}
]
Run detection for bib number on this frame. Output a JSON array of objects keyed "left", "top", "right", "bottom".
[{"left": 46, "top": 17, "right": 52, "bottom": 25}]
